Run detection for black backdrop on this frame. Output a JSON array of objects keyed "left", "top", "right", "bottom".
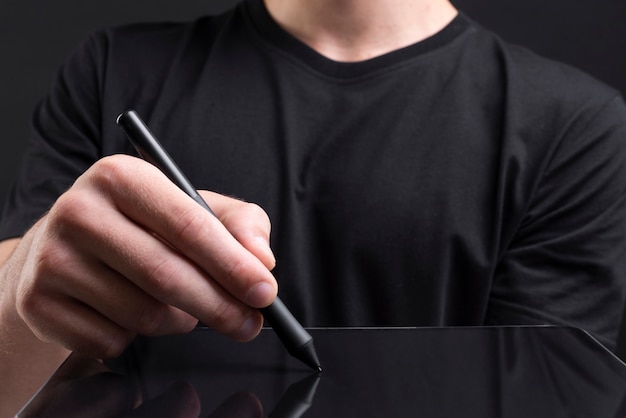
[{"left": 2, "top": 0, "right": 626, "bottom": 357}]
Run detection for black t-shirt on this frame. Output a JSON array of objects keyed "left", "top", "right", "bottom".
[{"left": 2, "top": 0, "right": 626, "bottom": 349}]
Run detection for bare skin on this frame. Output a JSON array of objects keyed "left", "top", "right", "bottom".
[
  {"left": 0, "top": 155, "right": 277, "bottom": 415},
  {"left": 0, "top": 1, "right": 458, "bottom": 414},
  {"left": 264, "top": 0, "right": 458, "bottom": 62}
]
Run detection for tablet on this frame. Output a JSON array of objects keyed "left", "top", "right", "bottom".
[{"left": 19, "top": 326, "right": 626, "bottom": 417}]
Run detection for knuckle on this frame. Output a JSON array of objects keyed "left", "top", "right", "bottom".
[
  {"left": 205, "top": 299, "right": 240, "bottom": 333},
  {"left": 243, "top": 202, "right": 270, "bottom": 223},
  {"left": 79, "top": 155, "right": 141, "bottom": 206},
  {"left": 144, "top": 257, "right": 181, "bottom": 297},
  {"left": 49, "top": 193, "right": 111, "bottom": 247},
  {"left": 34, "top": 241, "right": 73, "bottom": 279},
  {"left": 223, "top": 256, "right": 245, "bottom": 280},
  {"left": 89, "top": 155, "right": 131, "bottom": 190},
  {"left": 179, "top": 316, "right": 199, "bottom": 333},
  {"left": 50, "top": 191, "right": 95, "bottom": 231},
  {"left": 16, "top": 288, "right": 48, "bottom": 325},
  {"left": 135, "top": 302, "right": 168, "bottom": 335},
  {"left": 17, "top": 249, "right": 71, "bottom": 314},
  {"left": 239, "top": 202, "right": 272, "bottom": 234},
  {"left": 221, "top": 258, "right": 254, "bottom": 294},
  {"left": 69, "top": 322, "right": 135, "bottom": 359},
  {"left": 100, "top": 331, "right": 135, "bottom": 359},
  {"left": 170, "top": 206, "right": 211, "bottom": 245},
  {"left": 221, "top": 200, "right": 270, "bottom": 230}
]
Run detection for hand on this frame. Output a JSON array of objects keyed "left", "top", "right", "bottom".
[
  {"left": 19, "top": 354, "right": 263, "bottom": 418},
  {"left": 3, "top": 154, "right": 278, "bottom": 359},
  {"left": 19, "top": 354, "right": 201, "bottom": 418}
]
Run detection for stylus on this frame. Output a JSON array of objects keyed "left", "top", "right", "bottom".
[{"left": 116, "top": 109, "right": 322, "bottom": 372}]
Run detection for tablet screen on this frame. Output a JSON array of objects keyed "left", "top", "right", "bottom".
[{"left": 19, "top": 326, "right": 626, "bottom": 417}]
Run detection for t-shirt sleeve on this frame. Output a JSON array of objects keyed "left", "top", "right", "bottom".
[
  {"left": 0, "top": 32, "right": 106, "bottom": 240},
  {"left": 486, "top": 94, "right": 626, "bottom": 350}
]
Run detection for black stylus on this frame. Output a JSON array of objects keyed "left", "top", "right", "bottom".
[{"left": 116, "top": 109, "right": 321, "bottom": 372}]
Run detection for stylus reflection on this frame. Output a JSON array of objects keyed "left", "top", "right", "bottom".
[
  {"left": 270, "top": 373, "right": 321, "bottom": 418},
  {"left": 20, "top": 327, "right": 626, "bottom": 417},
  {"left": 17, "top": 354, "right": 321, "bottom": 418}
]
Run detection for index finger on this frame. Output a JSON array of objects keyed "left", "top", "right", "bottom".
[{"left": 83, "top": 155, "right": 278, "bottom": 308}]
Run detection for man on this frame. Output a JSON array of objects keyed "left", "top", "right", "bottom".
[{"left": 2, "top": 0, "right": 625, "bottom": 414}]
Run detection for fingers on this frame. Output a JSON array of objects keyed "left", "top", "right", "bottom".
[
  {"left": 18, "top": 289, "right": 135, "bottom": 359},
  {"left": 208, "top": 391, "right": 263, "bottom": 418},
  {"left": 201, "top": 191, "right": 276, "bottom": 271},
  {"left": 80, "top": 156, "right": 278, "bottom": 308},
  {"left": 13, "top": 154, "right": 278, "bottom": 359},
  {"left": 130, "top": 381, "right": 201, "bottom": 418},
  {"left": 19, "top": 355, "right": 141, "bottom": 417},
  {"left": 42, "top": 243, "right": 199, "bottom": 337}
]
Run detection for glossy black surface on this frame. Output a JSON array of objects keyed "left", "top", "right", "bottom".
[{"left": 19, "top": 326, "right": 626, "bottom": 417}]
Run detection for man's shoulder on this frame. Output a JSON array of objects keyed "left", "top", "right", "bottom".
[
  {"left": 471, "top": 22, "right": 619, "bottom": 107},
  {"left": 93, "top": 15, "right": 227, "bottom": 58},
  {"left": 73, "top": 2, "right": 245, "bottom": 67},
  {"left": 461, "top": 20, "right": 622, "bottom": 132}
]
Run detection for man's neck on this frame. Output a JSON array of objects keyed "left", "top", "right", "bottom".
[{"left": 263, "top": 0, "right": 458, "bottom": 62}]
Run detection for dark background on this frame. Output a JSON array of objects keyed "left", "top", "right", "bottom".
[{"left": 2, "top": 0, "right": 626, "bottom": 357}]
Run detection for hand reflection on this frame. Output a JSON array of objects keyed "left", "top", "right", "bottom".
[
  {"left": 20, "top": 353, "right": 320, "bottom": 417},
  {"left": 121, "top": 380, "right": 201, "bottom": 417},
  {"left": 18, "top": 354, "right": 201, "bottom": 417},
  {"left": 207, "top": 391, "right": 263, "bottom": 418}
]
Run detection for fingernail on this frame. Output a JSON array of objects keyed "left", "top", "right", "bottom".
[
  {"left": 247, "top": 282, "right": 275, "bottom": 307},
  {"left": 239, "top": 315, "right": 261, "bottom": 341}
]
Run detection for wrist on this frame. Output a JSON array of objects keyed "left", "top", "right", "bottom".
[{"left": 0, "top": 235, "right": 70, "bottom": 416}]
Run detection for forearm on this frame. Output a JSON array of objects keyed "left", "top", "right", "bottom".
[{"left": 0, "top": 237, "right": 70, "bottom": 417}]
